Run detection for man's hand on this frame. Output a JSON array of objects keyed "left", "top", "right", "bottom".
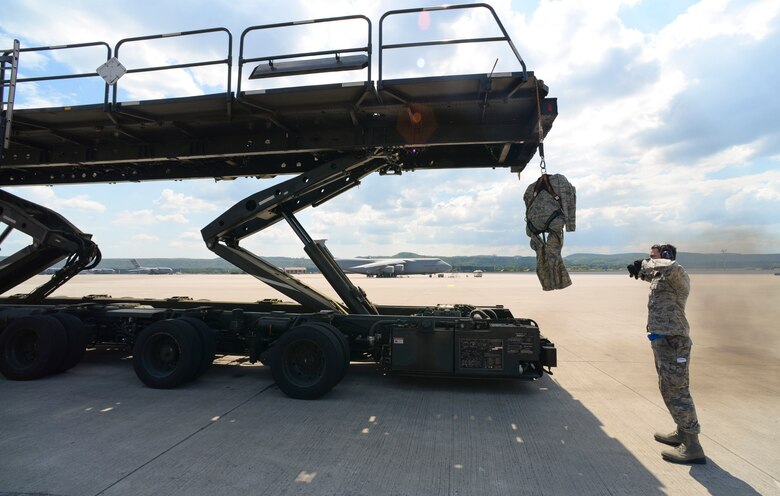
[{"left": 627, "top": 260, "right": 642, "bottom": 279}]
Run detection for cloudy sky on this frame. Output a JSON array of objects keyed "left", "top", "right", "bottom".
[{"left": 1, "top": 0, "right": 778, "bottom": 260}]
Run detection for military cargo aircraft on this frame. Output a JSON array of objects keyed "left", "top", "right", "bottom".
[
  {"left": 336, "top": 257, "right": 451, "bottom": 277},
  {"left": 128, "top": 259, "right": 174, "bottom": 274}
]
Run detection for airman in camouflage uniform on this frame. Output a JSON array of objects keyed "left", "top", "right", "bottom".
[
  {"left": 524, "top": 173, "right": 576, "bottom": 291},
  {"left": 633, "top": 243, "right": 706, "bottom": 464}
]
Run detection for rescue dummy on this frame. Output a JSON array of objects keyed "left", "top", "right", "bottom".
[{"left": 524, "top": 173, "right": 576, "bottom": 290}]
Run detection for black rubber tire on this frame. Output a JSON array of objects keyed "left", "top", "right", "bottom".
[
  {"left": 470, "top": 309, "right": 490, "bottom": 319},
  {"left": 178, "top": 317, "right": 216, "bottom": 379},
  {"left": 0, "top": 315, "right": 67, "bottom": 380},
  {"left": 51, "top": 313, "right": 88, "bottom": 372},
  {"left": 482, "top": 308, "right": 498, "bottom": 319},
  {"left": 270, "top": 323, "right": 345, "bottom": 400},
  {"left": 308, "top": 322, "right": 350, "bottom": 380},
  {"left": 132, "top": 319, "right": 203, "bottom": 389}
]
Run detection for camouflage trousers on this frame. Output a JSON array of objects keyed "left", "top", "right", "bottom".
[
  {"left": 651, "top": 335, "right": 700, "bottom": 434},
  {"left": 529, "top": 230, "right": 571, "bottom": 291}
]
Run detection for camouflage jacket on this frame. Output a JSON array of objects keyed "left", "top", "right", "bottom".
[
  {"left": 640, "top": 259, "right": 690, "bottom": 336},
  {"left": 523, "top": 174, "right": 576, "bottom": 234}
]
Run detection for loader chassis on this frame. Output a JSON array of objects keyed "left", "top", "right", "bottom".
[{"left": 0, "top": 5, "right": 557, "bottom": 399}]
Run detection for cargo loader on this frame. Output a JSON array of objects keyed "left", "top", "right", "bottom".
[{"left": 0, "top": 4, "right": 557, "bottom": 398}]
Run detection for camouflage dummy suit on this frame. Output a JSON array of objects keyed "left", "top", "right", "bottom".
[
  {"left": 524, "top": 174, "right": 576, "bottom": 290},
  {"left": 628, "top": 244, "right": 705, "bottom": 464}
]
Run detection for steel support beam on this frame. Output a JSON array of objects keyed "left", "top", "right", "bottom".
[{"left": 202, "top": 152, "right": 389, "bottom": 313}]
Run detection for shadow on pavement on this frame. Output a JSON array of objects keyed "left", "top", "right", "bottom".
[
  {"left": 689, "top": 459, "right": 762, "bottom": 496},
  {"left": 246, "top": 362, "right": 671, "bottom": 496},
  {"left": 0, "top": 354, "right": 700, "bottom": 495}
]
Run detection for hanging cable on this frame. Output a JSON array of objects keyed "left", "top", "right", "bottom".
[{"left": 534, "top": 78, "right": 547, "bottom": 175}]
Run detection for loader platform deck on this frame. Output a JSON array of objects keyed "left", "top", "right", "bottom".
[{"left": 1, "top": 4, "right": 556, "bottom": 186}]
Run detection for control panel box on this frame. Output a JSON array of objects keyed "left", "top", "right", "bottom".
[{"left": 388, "top": 320, "right": 543, "bottom": 378}]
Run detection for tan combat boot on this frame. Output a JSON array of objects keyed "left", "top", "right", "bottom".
[
  {"left": 661, "top": 432, "right": 706, "bottom": 464},
  {"left": 654, "top": 429, "right": 683, "bottom": 447}
]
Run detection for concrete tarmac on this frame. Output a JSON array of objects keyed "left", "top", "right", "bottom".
[{"left": 1, "top": 273, "right": 778, "bottom": 495}]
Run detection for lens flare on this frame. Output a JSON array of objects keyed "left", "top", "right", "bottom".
[
  {"left": 396, "top": 103, "right": 437, "bottom": 144},
  {"left": 418, "top": 12, "right": 431, "bottom": 31}
]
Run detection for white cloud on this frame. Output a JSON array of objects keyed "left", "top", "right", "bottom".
[
  {"left": 154, "top": 189, "right": 219, "bottom": 214},
  {"left": 722, "top": 171, "right": 780, "bottom": 209},
  {"left": 584, "top": 204, "right": 660, "bottom": 227},
  {"left": 106, "top": 190, "right": 216, "bottom": 229},
  {"left": 3, "top": 1, "right": 780, "bottom": 257},
  {"left": 167, "top": 230, "right": 211, "bottom": 257},
  {"left": 132, "top": 233, "right": 159, "bottom": 242},
  {"left": 690, "top": 140, "right": 764, "bottom": 174},
  {"left": 13, "top": 186, "right": 106, "bottom": 213},
  {"left": 112, "top": 209, "right": 156, "bottom": 226},
  {"left": 725, "top": 186, "right": 779, "bottom": 208},
  {"left": 59, "top": 194, "right": 106, "bottom": 212},
  {"left": 155, "top": 213, "right": 189, "bottom": 224},
  {"left": 15, "top": 186, "right": 55, "bottom": 202},
  {"left": 119, "top": 71, "right": 204, "bottom": 101},
  {"left": 112, "top": 209, "right": 187, "bottom": 226},
  {"left": 655, "top": 0, "right": 780, "bottom": 56},
  {"left": 179, "top": 230, "right": 204, "bottom": 241}
]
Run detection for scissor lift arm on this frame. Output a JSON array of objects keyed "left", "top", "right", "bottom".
[
  {"left": 0, "top": 189, "right": 100, "bottom": 302},
  {"left": 201, "top": 152, "right": 387, "bottom": 315}
]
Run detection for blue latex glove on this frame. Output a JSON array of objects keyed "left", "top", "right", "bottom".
[{"left": 647, "top": 332, "right": 663, "bottom": 341}]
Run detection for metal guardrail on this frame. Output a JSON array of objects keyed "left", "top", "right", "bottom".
[
  {"left": 1, "top": 41, "right": 111, "bottom": 150},
  {"left": 1, "top": 4, "right": 528, "bottom": 110},
  {"left": 236, "top": 14, "right": 372, "bottom": 95},
  {"left": 2, "top": 41, "right": 112, "bottom": 109},
  {"left": 112, "top": 27, "right": 233, "bottom": 106},
  {"left": 378, "top": 3, "right": 527, "bottom": 87}
]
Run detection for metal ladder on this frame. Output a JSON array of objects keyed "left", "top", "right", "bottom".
[{"left": 0, "top": 39, "right": 20, "bottom": 150}]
